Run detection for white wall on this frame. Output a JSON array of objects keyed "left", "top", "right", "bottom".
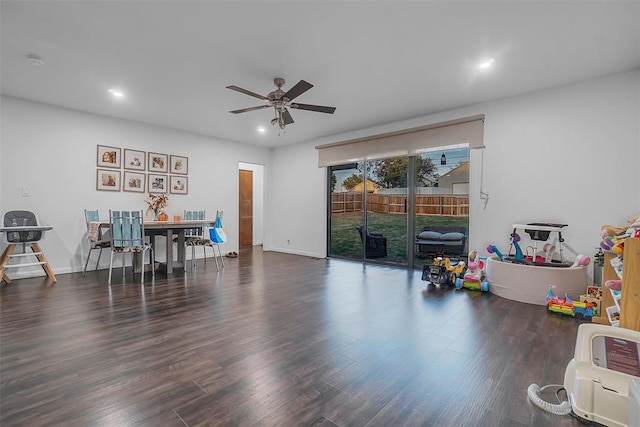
[
  {"left": 238, "top": 162, "right": 264, "bottom": 245},
  {"left": 3, "top": 70, "right": 638, "bottom": 282},
  {"left": 267, "top": 70, "right": 640, "bottom": 282},
  {"left": 0, "top": 96, "right": 271, "bottom": 277},
  {"left": 265, "top": 141, "right": 327, "bottom": 257}
]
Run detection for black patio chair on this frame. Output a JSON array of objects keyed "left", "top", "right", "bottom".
[{"left": 355, "top": 225, "right": 387, "bottom": 258}]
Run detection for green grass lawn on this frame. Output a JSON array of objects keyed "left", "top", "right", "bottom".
[{"left": 330, "top": 212, "right": 468, "bottom": 263}]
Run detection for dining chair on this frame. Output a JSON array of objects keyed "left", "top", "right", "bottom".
[
  {"left": 83, "top": 209, "right": 111, "bottom": 276},
  {"left": 182, "top": 210, "right": 224, "bottom": 272},
  {"left": 108, "top": 210, "right": 154, "bottom": 284}
]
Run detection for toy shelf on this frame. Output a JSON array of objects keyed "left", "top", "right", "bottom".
[
  {"left": 619, "top": 238, "right": 640, "bottom": 331},
  {"left": 594, "top": 238, "right": 640, "bottom": 331},
  {"left": 606, "top": 289, "right": 622, "bottom": 327},
  {"left": 611, "top": 288, "right": 622, "bottom": 312}
]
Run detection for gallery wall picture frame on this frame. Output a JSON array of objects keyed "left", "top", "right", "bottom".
[
  {"left": 124, "top": 148, "right": 146, "bottom": 171},
  {"left": 169, "top": 176, "right": 188, "bottom": 195},
  {"left": 96, "top": 169, "right": 121, "bottom": 192},
  {"left": 170, "top": 155, "right": 188, "bottom": 175},
  {"left": 97, "top": 145, "right": 121, "bottom": 168},
  {"left": 148, "top": 152, "right": 168, "bottom": 173},
  {"left": 148, "top": 173, "right": 168, "bottom": 194},
  {"left": 123, "top": 171, "right": 146, "bottom": 193}
]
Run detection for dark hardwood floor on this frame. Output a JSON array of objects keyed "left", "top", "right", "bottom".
[{"left": 1, "top": 247, "right": 586, "bottom": 426}]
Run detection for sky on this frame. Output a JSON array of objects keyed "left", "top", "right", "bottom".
[{"left": 331, "top": 147, "right": 470, "bottom": 191}]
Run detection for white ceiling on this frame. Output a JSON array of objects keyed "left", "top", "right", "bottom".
[{"left": 2, "top": 1, "right": 639, "bottom": 148}]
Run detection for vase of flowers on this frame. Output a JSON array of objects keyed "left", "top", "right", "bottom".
[{"left": 144, "top": 193, "right": 169, "bottom": 221}]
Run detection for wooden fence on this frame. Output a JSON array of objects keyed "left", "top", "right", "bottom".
[{"left": 331, "top": 192, "right": 469, "bottom": 216}]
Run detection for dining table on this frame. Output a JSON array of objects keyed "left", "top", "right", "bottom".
[{"left": 89, "top": 219, "right": 216, "bottom": 274}]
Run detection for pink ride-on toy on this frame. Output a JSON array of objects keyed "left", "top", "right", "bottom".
[{"left": 454, "top": 250, "right": 489, "bottom": 292}]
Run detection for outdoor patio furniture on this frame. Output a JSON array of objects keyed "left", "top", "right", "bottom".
[
  {"left": 415, "top": 225, "right": 467, "bottom": 257},
  {"left": 355, "top": 225, "right": 387, "bottom": 258}
]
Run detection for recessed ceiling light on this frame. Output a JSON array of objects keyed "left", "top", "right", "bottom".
[
  {"left": 108, "top": 88, "right": 125, "bottom": 98},
  {"left": 257, "top": 126, "right": 266, "bottom": 133},
  {"left": 478, "top": 58, "right": 495, "bottom": 70}
]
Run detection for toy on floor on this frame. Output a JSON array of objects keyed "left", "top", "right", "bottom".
[
  {"left": 421, "top": 257, "right": 450, "bottom": 286},
  {"left": 421, "top": 256, "right": 465, "bottom": 287},
  {"left": 443, "top": 257, "right": 466, "bottom": 284},
  {"left": 546, "top": 286, "right": 594, "bottom": 320},
  {"left": 454, "top": 250, "right": 489, "bottom": 292},
  {"left": 579, "top": 286, "right": 602, "bottom": 316}
]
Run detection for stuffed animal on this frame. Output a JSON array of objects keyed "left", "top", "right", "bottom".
[{"left": 600, "top": 213, "right": 640, "bottom": 253}]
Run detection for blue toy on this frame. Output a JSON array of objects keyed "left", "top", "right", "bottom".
[
  {"left": 486, "top": 244, "right": 504, "bottom": 261},
  {"left": 510, "top": 232, "right": 524, "bottom": 259}
]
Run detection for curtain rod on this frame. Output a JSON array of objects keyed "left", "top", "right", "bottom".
[{"left": 315, "top": 114, "right": 485, "bottom": 150}]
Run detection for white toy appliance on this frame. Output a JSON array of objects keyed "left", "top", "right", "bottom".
[{"left": 564, "top": 324, "right": 640, "bottom": 427}]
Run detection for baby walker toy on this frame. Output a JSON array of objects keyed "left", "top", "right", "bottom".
[{"left": 454, "top": 250, "right": 489, "bottom": 292}]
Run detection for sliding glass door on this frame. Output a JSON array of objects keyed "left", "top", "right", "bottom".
[
  {"left": 327, "top": 146, "right": 469, "bottom": 268},
  {"left": 328, "top": 157, "right": 410, "bottom": 266},
  {"left": 328, "top": 163, "right": 363, "bottom": 261},
  {"left": 413, "top": 148, "right": 470, "bottom": 268},
  {"left": 363, "top": 158, "right": 408, "bottom": 264}
]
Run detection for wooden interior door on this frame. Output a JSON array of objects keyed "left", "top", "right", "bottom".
[{"left": 239, "top": 169, "right": 253, "bottom": 246}]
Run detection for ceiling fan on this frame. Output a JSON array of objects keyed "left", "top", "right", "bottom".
[{"left": 226, "top": 78, "right": 336, "bottom": 130}]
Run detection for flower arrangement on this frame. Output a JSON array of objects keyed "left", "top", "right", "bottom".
[{"left": 145, "top": 193, "right": 169, "bottom": 211}]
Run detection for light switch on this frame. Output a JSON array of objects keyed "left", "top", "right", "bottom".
[{"left": 21, "top": 186, "right": 31, "bottom": 197}]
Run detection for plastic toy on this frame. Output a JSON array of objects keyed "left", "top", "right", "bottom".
[
  {"left": 579, "top": 286, "right": 602, "bottom": 316},
  {"left": 546, "top": 287, "right": 594, "bottom": 320},
  {"left": 486, "top": 244, "right": 504, "bottom": 261},
  {"left": 510, "top": 232, "right": 524, "bottom": 259},
  {"left": 443, "top": 257, "right": 466, "bottom": 284},
  {"left": 570, "top": 254, "right": 590, "bottom": 268},
  {"left": 599, "top": 213, "right": 640, "bottom": 254},
  {"left": 421, "top": 256, "right": 465, "bottom": 287},
  {"left": 454, "top": 251, "right": 489, "bottom": 292},
  {"left": 421, "top": 257, "right": 450, "bottom": 286}
]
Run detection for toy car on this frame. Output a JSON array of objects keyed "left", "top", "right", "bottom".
[{"left": 422, "top": 262, "right": 449, "bottom": 286}]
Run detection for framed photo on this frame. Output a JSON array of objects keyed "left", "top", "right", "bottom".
[
  {"left": 124, "top": 149, "right": 146, "bottom": 171},
  {"left": 170, "top": 155, "right": 188, "bottom": 175},
  {"left": 169, "top": 176, "right": 188, "bottom": 195},
  {"left": 148, "top": 152, "right": 168, "bottom": 173},
  {"left": 96, "top": 169, "right": 121, "bottom": 191},
  {"left": 123, "top": 171, "right": 146, "bottom": 193},
  {"left": 148, "top": 174, "right": 168, "bottom": 193},
  {"left": 97, "top": 145, "right": 121, "bottom": 168}
]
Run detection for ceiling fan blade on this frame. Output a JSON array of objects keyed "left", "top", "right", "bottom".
[
  {"left": 282, "top": 80, "right": 313, "bottom": 101},
  {"left": 282, "top": 108, "right": 294, "bottom": 125},
  {"left": 229, "top": 105, "right": 270, "bottom": 114},
  {"left": 290, "top": 103, "right": 336, "bottom": 114},
  {"left": 226, "top": 85, "right": 268, "bottom": 100}
]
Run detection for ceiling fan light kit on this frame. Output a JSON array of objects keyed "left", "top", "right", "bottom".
[{"left": 226, "top": 78, "right": 336, "bottom": 132}]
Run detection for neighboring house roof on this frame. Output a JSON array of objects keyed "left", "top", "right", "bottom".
[
  {"left": 438, "top": 161, "right": 469, "bottom": 183},
  {"left": 350, "top": 179, "right": 380, "bottom": 193},
  {"left": 440, "top": 161, "right": 469, "bottom": 180}
]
